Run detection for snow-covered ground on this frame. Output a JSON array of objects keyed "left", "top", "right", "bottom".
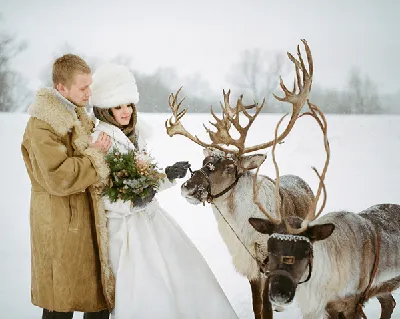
[{"left": 1, "top": 112, "right": 400, "bottom": 318}]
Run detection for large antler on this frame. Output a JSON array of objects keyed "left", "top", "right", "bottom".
[
  {"left": 166, "top": 39, "right": 313, "bottom": 156},
  {"left": 245, "top": 39, "right": 313, "bottom": 154},
  {"left": 165, "top": 87, "right": 245, "bottom": 154},
  {"left": 165, "top": 87, "right": 207, "bottom": 147},
  {"left": 253, "top": 100, "right": 330, "bottom": 234},
  {"left": 205, "top": 90, "right": 263, "bottom": 155}
]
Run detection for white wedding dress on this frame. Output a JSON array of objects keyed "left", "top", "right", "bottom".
[{"left": 92, "top": 120, "right": 238, "bottom": 319}]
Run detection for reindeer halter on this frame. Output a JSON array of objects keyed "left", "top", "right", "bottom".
[
  {"left": 268, "top": 233, "right": 314, "bottom": 284},
  {"left": 190, "top": 154, "right": 243, "bottom": 203}
]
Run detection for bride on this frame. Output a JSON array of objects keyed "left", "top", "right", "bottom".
[{"left": 90, "top": 63, "right": 238, "bottom": 319}]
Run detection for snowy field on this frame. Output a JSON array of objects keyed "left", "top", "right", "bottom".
[{"left": 1, "top": 112, "right": 400, "bottom": 318}]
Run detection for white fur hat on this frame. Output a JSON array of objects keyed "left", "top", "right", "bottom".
[{"left": 90, "top": 63, "right": 139, "bottom": 109}]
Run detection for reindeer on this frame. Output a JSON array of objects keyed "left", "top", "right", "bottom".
[
  {"left": 249, "top": 105, "right": 399, "bottom": 319},
  {"left": 165, "top": 40, "right": 318, "bottom": 319}
]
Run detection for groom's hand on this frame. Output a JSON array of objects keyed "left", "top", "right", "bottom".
[{"left": 89, "top": 132, "right": 112, "bottom": 153}]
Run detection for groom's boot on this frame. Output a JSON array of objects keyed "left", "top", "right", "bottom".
[
  {"left": 83, "top": 310, "right": 109, "bottom": 319},
  {"left": 42, "top": 309, "right": 73, "bottom": 319}
]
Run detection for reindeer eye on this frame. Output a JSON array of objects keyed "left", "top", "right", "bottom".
[{"left": 225, "top": 164, "right": 236, "bottom": 173}]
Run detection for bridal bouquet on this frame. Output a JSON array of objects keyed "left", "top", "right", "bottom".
[{"left": 103, "top": 147, "right": 167, "bottom": 205}]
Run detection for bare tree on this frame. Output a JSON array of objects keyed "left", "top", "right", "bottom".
[
  {"left": 38, "top": 42, "right": 103, "bottom": 88},
  {"left": 0, "top": 16, "right": 31, "bottom": 112},
  {"left": 307, "top": 69, "right": 384, "bottom": 114},
  {"left": 136, "top": 67, "right": 216, "bottom": 113},
  {"left": 37, "top": 44, "right": 218, "bottom": 113},
  {"left": 310, "top": 85, "right": 350, "bottom": 114},
  {"left": 36, "top": 42, "right": 107, "bottom": 112},
  {"left": 227, "top": 48, "right": 290, "bottom": 110},
  {"left": 346, "top": 68, "right": 382, "bottom": 114}
]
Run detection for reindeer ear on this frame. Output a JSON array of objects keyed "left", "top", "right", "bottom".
[
  {"left": 249, "top": 218, "right": 276, "bottom": 235},
  {"left": 301, "top": 223, "right": 335, "bottom": 242},
  {"left": 239, "top": 154, "right": 267, "bottom": 171}
]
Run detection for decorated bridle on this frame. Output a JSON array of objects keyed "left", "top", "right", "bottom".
[
  {"left": 265, "top": 233, "right": 314, "bottom": 285},
  {"left": 189, "top": 154, "right": 243, "bottom": 203}
]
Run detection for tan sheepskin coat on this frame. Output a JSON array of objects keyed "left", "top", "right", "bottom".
[{"left": 21, "top": 88, "right": 115, "bottom": 312}]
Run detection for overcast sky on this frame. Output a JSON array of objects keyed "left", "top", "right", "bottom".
[{"left": 1, "top": 0, "right": 399, "bottom": 94}]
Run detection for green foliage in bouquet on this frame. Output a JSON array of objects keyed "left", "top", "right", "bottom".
[{"left": 103, "top": 147, "right": 166, "bottom": 204}]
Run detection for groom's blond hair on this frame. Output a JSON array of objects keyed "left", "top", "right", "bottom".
[{"left": 52, "top": 54, "right": 91, "bottom": 88}]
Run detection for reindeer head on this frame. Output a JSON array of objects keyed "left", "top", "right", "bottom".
[
  {"left": 166, "top": 39, "right": 314, "bottom": 205},
  {"left": 248, "top": 92, "right": 331, "bottom": 309},
  {"left": 249, "top": 217, "right": 334, "bottom": 308},
  {"left": 181, "top": 148, "right": 266, "bottom": 204}
]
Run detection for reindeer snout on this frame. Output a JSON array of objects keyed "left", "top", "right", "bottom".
[
  {"left": 181, "top": 182, "right": 203, "bottom": 205},
  {"left": 181, "top": 181, "right": 194, "bottom": 195},
  {"left": 269, "top": 274, "right": 296, "bottom": 305},
  {"left": 181, "top": 182, "right": 191, "bottom": 196}
]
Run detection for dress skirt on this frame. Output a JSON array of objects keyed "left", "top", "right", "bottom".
[{"left": 107, "top": 199, "right": 238, "bottom": 319}]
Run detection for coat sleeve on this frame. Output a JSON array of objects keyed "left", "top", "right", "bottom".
[
  {"left": 136, "top": 132, "right": 177, "bottom": 193},
  {"left": 24, "top": 120, "right": 109, "bottom": 197}
]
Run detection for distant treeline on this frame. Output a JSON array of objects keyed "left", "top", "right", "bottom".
[{"left": 1, "top": 20, "right": 399, "bottom": 114}]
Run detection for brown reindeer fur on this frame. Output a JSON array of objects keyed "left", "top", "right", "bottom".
[
  {"left": 182, "top": 160, "right": 315, "bottom": 319},
  {"left": 251, "top": 203, "right": 400, "bottom": 319}
]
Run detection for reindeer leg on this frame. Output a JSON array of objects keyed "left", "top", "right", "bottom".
[
  {"left": 262, "top": 276, "right": 273, "bottom": 319},
  {"left": 325, "top": 296, "right": 360, "bottom": 319},
  {"left": 250, "top": 279, "right": 263, "bottom": 319},
  {"left": 341, "top": 300, "right": 361, "bottom": 319},
  {"left": 378, "top": 294, "right": 396, "bottom": 319},
  {"left": 325, "top": 301, "right": 346, "bottom": 319},
  {"left": 325, "top": 309, "right": 342, "bottom": 319}
]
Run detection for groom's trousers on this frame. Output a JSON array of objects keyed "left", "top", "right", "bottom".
[{"left": 42, "top": 308, "right": 109, "bottom": 319}]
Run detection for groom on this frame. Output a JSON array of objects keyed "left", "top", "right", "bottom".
[{"left": 21, "top": 54, "right": 114, "bottom": 319}]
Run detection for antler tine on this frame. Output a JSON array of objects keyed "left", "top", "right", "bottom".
[
  {"left": 239, "top": 94, "right": 265, "bottom": 119},
  {"left": 168, "top": 86, "right": 183, "bottom": 114},
  {"left": 284, "top": 50, "right": 304, "bottom": 94},
  {"left": 202, "top": 89, "right": 266, "bottom": 155},
  {"left": 310, "top": 166, "right": 327, "bottom": 219},
  {"left": 291, "top": 78, "right": 297, "bottom": 94},
  {"left": 242, "top": 39, "right": 313, "bottom": 155},
  {"left": 302, "top": 39, "right": 314, "bottom": 80},
  {"left": 297, "top": 44, "right": 308, "bottom": 86},
  {"left": 166, "top": 87, "right": 186, "bottom": 129}
]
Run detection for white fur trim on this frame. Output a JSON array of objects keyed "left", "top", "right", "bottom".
[
  {"left": 90, "top": 63, "right": 139, "bottom": 108},
  {"left": 270, "top": 233, "right": 310, "bottom": 244},
  {"left": 82, "top": 147, "right": 110, "bottom": 184},
  {"left": 136, "top": 115, "right": 152, "bottom": 141}
]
